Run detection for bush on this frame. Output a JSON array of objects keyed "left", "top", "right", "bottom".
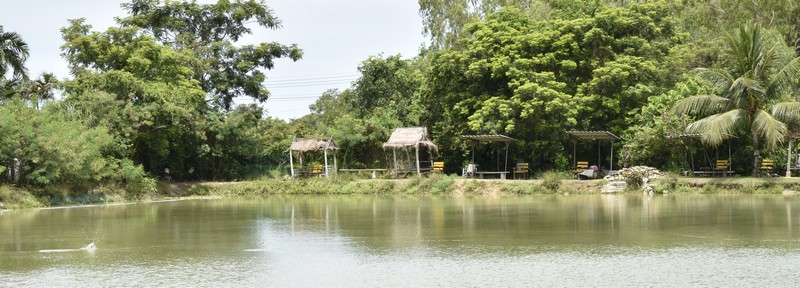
[{"left": 538, "top": 171, "right": 565, "bottom": 192}]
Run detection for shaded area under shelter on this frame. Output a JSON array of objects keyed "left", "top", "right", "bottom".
[
  {"left": 383, "top": 127, "right": 438, "bottom": 177},
  {"left": 567, "top": 131, "right": 620, "bottom": 176},
  {"left": 289, "top": 137, "right": 338, "bottom": 178},
  {"left": 461, "top": 134, "right": 518, "bottom": 179}
]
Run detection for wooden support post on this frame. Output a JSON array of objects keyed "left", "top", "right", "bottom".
[
  {"left": 504, "top": 141, "right": 509, "bottom": 173},
  {"left": 289, "top": 150, "right": 295, "bottom": 178},
  {"left": 324, "top": 148, "right": 329, "bottom": 177},
  {"left": 415, "top": 143, "right": 421, "bottom": 176},
  {"left": 393, "top": 148, "right": 398, "bottom": 178},
  {"left": 788, "top": 140, "right": 793, "bottom": 177},
  {"left": 333, "top": 150, "right": 338, "bottom": 177}
]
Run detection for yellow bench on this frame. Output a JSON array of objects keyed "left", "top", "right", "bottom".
[
  {"left": 760, "top": 159, "right": 774, "bottom": 176},
  {"left": 304, "top": 164, "right": 324, "bottom": 176},
  {"left": 432, "top": 162, "right": 444, "bottom": 174},
  {"left": 714, "top": 160, "right": 730, "bottom": 177},
  {"left": 574, "top": 161, "right": 588, "bottom": 174},
  {"left": 513, "top": 162, "right": 529, "bottom": 179}
]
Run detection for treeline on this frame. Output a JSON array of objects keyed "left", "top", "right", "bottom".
[{"left": 2, "top": 0, "right": 800, "bottom": 197}]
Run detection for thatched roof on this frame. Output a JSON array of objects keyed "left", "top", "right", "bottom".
[
  {"left": 383, "top": 127, "right": 438, "bottom": 150},
  {"left": 289, "top": 138, "right": 338, "bottom": 152}
]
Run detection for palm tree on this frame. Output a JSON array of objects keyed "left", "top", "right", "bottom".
[
  {"left": 0, "top": 26, "right": 29, "bottom": 79},
  {"left": 22, "top": 73, "right": 58, "bottom": 109},
  {"left": 672, "top": 24, "right": 800, "bottom": 176}
]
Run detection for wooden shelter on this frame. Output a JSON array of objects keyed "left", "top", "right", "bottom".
[
  {"left": 383, "top": 127, "right": 438, "bottom": 177},
  {"left": 567, "top": 130, "right": 620, "bottom": 172},
  {"left": 289, "top": 137, "right": 338, "bottom": 178},
  {"left": 672, "top": 133, "right": 733, "bottom": 176},
  {"left": 461, "top": 134, "right": 518, "bottom": 179}
]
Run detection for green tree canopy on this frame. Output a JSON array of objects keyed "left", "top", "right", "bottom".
[{"left": 118, "top": 0, "right": 303, "bottom": 109}]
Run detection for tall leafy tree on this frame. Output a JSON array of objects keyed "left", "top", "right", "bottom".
[
  {"left": 672, "top": 25, "right": 800, "bottom": 176},
  {"left": 423, "top": 3, "right": 683, "bottom": 170},
  {"left": 60, "top": 19, "right": 207, "bottom": 174},
  {"left": 117, "top": 0, "right": 302, "bottom": 109},
  {"left": 0, "top": 25, "right": 29, "bottom": 79}
]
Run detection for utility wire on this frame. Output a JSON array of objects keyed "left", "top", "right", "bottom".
[
  {"left": 265, "top": 74, "right": 359, "bottom": 83},
  {"left": 266, "top": 80, "right": 354, "bottom": 88}
]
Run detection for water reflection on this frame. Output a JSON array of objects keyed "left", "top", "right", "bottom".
[{"left": 2, "top": 194, "right": 800, "bottom": 286}]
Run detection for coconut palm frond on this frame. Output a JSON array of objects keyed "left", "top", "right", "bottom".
[
  {"left": 671, "top": 95, "right": 732, "bottom": 116},
  {"left": 695, "top": 67, "right": 733, "bottom": 92},
  {"left": 768, "top": 56, "right": 800, "bottom": 93},
  {"left": 753, "top": 109, "right": 787, "bottom": 148},
  {"left": 728, "top": 76, "right": 766, "bottom": 106},
  {"left": 770, "top": 102, "right": 800, "bottom": 121},
  {"left": 686, "top": 109, "right": 746, "bottom": 147}
]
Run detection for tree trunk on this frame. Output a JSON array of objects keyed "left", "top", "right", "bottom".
[{"left": 752, "top": 129, "right": 760, "bottom": 177}]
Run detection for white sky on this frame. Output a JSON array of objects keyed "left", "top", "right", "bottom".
[{"left": 0, "top": 0, "right": 426, "bottom": 121}]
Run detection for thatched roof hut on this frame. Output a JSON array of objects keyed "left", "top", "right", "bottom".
[
  {"left": 383, "top": 127, "right": 438, "bottom": 151},
  {"left": 290, "top": 138, "right": 338, "bottom": 152},
  {"left": 288, "top": 137, "right": 337, "bottom": 178},
  {"left": 383, "top": 127, "right": 438, "bottom": 176}
]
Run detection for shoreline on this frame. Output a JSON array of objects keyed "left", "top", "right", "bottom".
[{"left": 3, "top": 175, "right": 800, "bottom": 210}]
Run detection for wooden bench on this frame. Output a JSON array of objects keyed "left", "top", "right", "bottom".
[
  {"left": 432, "top": 162, "right": 444, "bottom": 174},
  {"left": 759, "top": 159, "right": 774, "bottom": 176},
  {"left": 713, "top": 160, "right": 732, "bottom": 177},
  {"left": 303, "top": 164, "right": 324, "bottom": 177},
  {"left": 573, "top": 161, "right": 589, "bottom": 174},
  {"left": 513, "top": 163, "right": 529, "bottom": 179}
]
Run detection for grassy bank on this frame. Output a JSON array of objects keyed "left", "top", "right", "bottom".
[{"left": 4, "top": 173, "right": 800, "bottom": 210}]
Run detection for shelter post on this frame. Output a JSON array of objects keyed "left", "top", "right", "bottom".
[
  {"left": 393, "top": 148, "right": 398, "bottom": 178},
  {"left": 504, "top": 142, "right": 510, "bottom": 172},
  {"left": 788, "top": 140, "right": 793, "bottom": 177},
  {"left": 333, "top": 150, "right": 338, "bottom": 176},
  {"left": 324, "top": 148, "right": 329, "bottom": 177},
  {"left": 289, "top": 150, "right": 295, "bottom": 178},
  {"left": 415, "top": 143, "right": 421, "bottom": 175},
  {"left": 572, "top": 139, "right": 577, "bottom": 168}
]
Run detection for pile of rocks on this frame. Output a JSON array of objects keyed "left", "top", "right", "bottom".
[
  {"left": 604, "top": 166, "right": 663, "bottom": 182},
  {"left": 601, "top": 166, "right": 663, "bottom": 193}
]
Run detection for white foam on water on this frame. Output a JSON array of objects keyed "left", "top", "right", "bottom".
[
  {"left": 243, "top": 248, "right": 270, "bottom": 252},
  {"left": 38, "top": 248, "right": 83, "bottom": 253},
  {"left": 38, "top": 242, "right": 97, "bottom": 253}
]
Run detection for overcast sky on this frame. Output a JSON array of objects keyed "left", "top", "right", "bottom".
[{"left": 0, "top": 0, "right": 426, "bottom": 120}]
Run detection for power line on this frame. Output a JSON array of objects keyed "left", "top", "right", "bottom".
[
  {"left": 266, "top": 80, "right": 354, "bottom": 88},
  {"left": 265, "top": 74, "right": 359, "bottom": 83},
  {"left": 266, "top": 72, "right": 357, "bottom": 80}
]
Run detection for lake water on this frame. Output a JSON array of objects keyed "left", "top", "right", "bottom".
[{"left": 2, "top": 194, "right": 800, "bottom": 287}]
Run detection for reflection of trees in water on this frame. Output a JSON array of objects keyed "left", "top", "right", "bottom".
[
  {"left": 252, "top": 194, "right": 800, "bottom": 250},
  {"left": 3, "top": 194, "right": 800, "bottom": 268}
]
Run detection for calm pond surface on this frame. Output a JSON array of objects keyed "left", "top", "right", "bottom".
[{"left": 3, "top": 194, "right": 800, "bottom": 287}]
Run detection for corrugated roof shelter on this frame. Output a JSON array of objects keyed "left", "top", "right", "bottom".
[
  {"left": 567, "top": 130, "right": 620, "bottom": 172},
  {"left": 288, "top": 137, "right": 337, "bottom": 178},
  {"left": 383, "top": 127, "right": 438, "bottom": 176},
  {"left": 461, "top": 134, "right": 518, "bottom": 174}
]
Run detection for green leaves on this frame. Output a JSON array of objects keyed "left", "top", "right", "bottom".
[{"left": 118, "top": 0, "right": 302, "bottom": 109}]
